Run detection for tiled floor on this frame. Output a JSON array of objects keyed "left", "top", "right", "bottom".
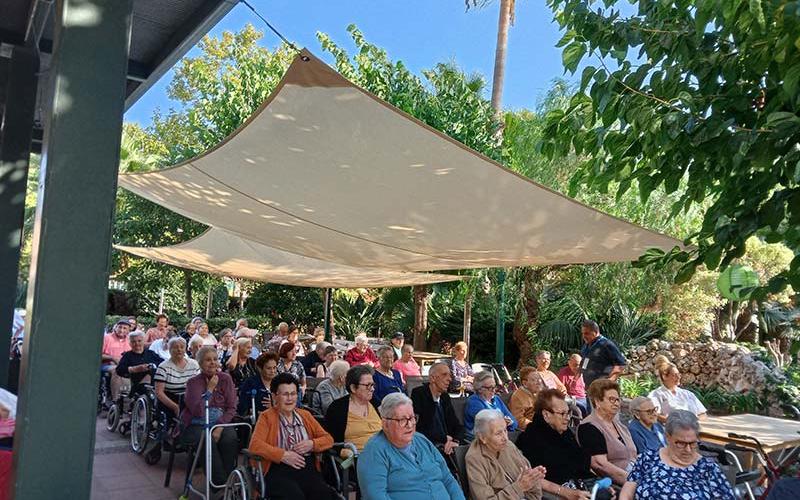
[{"left": 91, "top": 418, "right": 199, "bottom": 500}]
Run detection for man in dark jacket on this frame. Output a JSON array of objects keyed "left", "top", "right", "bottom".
[{"left": 410, "top": 362, "right": 464, "bottom": 455}]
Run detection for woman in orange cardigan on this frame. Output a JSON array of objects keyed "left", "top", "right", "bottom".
[{"left": 248, "top": 372, "right": 336, "bottom": 499}]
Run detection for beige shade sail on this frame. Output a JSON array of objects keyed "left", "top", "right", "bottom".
[
  {"left": 115, "top": 228, "right": 462, "bottom": 288},
  {"left": 119, "top": 49, "right": 681, "bottom": 272}
]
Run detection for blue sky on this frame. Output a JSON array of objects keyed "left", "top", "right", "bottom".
[{"left": 124, "top": 0, "right": 575, "bottom": 126}]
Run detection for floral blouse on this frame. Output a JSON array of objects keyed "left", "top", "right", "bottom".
[
  {"left": 628, "top": 449, "right": 735, "bottom": 499},
  {"left": 449, "top": 359, "right": 474, "bottom": 392},
  {"left": 277, "top": 359, "right": 306, "bottom": 385}
]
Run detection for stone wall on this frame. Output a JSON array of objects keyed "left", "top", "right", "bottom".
[{"left": 625, "top": 339, "right": 773, "bottom": 394}]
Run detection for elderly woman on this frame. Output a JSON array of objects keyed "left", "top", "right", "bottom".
[
  {"left": 154, "top": 337, "right": 200, "bottom": 418},
  {"left": 648, "top": 355, "right": 707, "bottom": 422},
  {"left": 247, "top": 372, "right": 336, "bottom": 500},
  {"left": 282, "top": 324, "right": 306, "bottom": 357},
  {"left": 577, "top": 379, "right": 637, "bottom": 486},
  {"left": 116, "top": 330, "right": 163, "bottom": 388},
  {"left": 467, "top": 409, "right": 545, "bottom": 500},
  {"left": 277, "top": 341, "right": 307, "bottom": 396},
  {"left": 238, "top": 352, "right": 279, "bottom": 418},
  {"left": 226, "top": 336, "right": 258, "bottom": 387},
  {"left": 628, "top": 396, "right": 666, "bottom": 454},
  {"left": 344, "top": 334, "right": 379, "bottom": 367},
  {"left": 373, "top": 346, "right": 405, "bottom": 404},
  {"left": 534, "top": 351, "right": 567, "bottom": 395},
  {"left": 517, "top": 389, "right": 607, "bottom": 500},
  {"left": 216, "top": 328, "right": 234, "bottom": 366},
  {"left": 181, "top": 346, "right": 238, "bottom": 486},
  {"left": 313, "top": 360, "right": 350, "bottom": 415},
  {"left": 194, "top": 322, "right": 217, "bottom": 346},
  {"left": 187, "top": 335, "right": 204, "bottom": 359},
  {"left": 358, "top": 392, "right": 466, "bottom": 500},
  {"left": 179, "top": 321, "right": 197, "bottom": 342},
  {"left": 314, "top": 345, "right": 338, "bottom": 378},
  {"left": 392, "top": 344, "right": 421, "bottom": 381},
  {"left": 465, "top": 371, "right": 518, "bottom": 441},
  {"left": 510, "top": 366, "right": 545, "bottom": 430},
  {"left": 620, "top": 410, "right": 734, "bottom": 499},
  {"left": 324, "top": 365, "right": 381, "bottom": 452},
  {"left": 449, "top": 341, "right": 475, "bottom": 393}
]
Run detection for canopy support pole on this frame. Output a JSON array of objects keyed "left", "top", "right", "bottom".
[
  {"left": 0, "top": 45, "right": 38, "bottom": 390},
  {"left": 495, "top": 269, "right": 506, "bottom": 365},
  {"left": 324, "top": 287, "right": 333, "bottom": 342},
  {"left": 205, "top": 284, "right": 213, "bottom": 318},
  {"left": 13, "top": 1, "right": 133, "bottom": 497}
]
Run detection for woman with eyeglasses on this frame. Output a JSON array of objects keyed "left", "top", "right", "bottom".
[
  {"left": 627, "top": 396, "right": 666, "bottom": 454},
  {"left": 344, "top": 333, "right": 379, "bottom": 367},
  {"left": 466, "top": 408, "right": 545, "bottom": 499},
  {"left": 620, "top": 410, "right": 734, "bottom": 500},
  {"left": 464, "top": 371, "right": 518, "bottom": 441},
  {"left": 518, "top": 389, "right": 612, "bottom": 499},
  {"left": 577, "top": 378, "right": 637, "bottom": 486},
  {"left": 324, "top": 365, "right": 382, "bottom": 452},
  {"left": 358, "top": 392, "right": 465, "bottom": 500},
  {"left": 648, "top": 355, "right": 707, "bottom": 423},
  {"left": 247, "top": 372, "right": 337, "bottom": 499}
]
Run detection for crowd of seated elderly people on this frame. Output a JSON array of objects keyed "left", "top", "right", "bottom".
[{"left": 98, "top": 317, "right": 737, "bottom": 500}]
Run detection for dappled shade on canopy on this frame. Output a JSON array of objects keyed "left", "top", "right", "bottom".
[
  {"left": 119, "top": 49, "right": 681, "bottom": 272},
  {"left": 115, "top": 228, "right": 462, "bottom": 288}
]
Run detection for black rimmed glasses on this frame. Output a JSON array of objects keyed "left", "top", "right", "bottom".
[
  {"left": 383, "top": 415, "right": 418, "bottom": 427},
  {"left": 544, "top": 408, "right": 571, "bottom": 419}
]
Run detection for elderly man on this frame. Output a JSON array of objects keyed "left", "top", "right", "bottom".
[
  {"left": 358, "top": 392, "right": 466, "bottom": 500},
  {"left": 266, "top": 321, "right": 289, "bottom": 352},
  {"left": 101, "top": 319, "right": 132, "bottom": 400},
  {"left": 390, "top": 332, "right": 405, "bottom": 360},
  {"left": 145, "top": 314, "right": 170, "bottom": 346},
  {"left": 149, "top": 326, "right": 177, "bottom": 361},
  {"left": 410, "top": 362, "right": 464, "bottom": 455},
  {"left": 558, "top": 353, "right": 588, "bottom": 416},
  {"left": 302, "top": 340, "right": 330, "bottom": 376}
]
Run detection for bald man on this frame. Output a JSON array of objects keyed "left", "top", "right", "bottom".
[{"left": 410, "top": 362, "right": 464, "bottom": 455}]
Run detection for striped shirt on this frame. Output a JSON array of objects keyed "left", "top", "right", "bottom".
[{"left": 154, "top": 358, "right": 200, "bottom": 395}]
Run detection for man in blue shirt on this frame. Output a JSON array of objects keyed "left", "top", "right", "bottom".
[{"left": 579, "top": 320, "right": 626, "bottom": 411}]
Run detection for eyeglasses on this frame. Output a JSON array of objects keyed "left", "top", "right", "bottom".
[
  {"left": 544, "top": 408, "right": 571, "bottom": 418},
  {"left": 672, "top": 439, "right": 698, "bottom": 449},
  {"left": 384, "top": 415, "right": 418, "bottom": 427},
  {"left": 605, "top": 397, "right": 621, "bottom": 404},
  {"left": 276, "top": 391, "right": 297, "bottom": 398},
  {"left": 480, "top": 385, "right": 497, "bottom": 392},
  {"left": 357, "top": 383, "right": 375, "bottom": 390},
  {"left": 636, "top": 408, "right": 658, "bottom": 415}
]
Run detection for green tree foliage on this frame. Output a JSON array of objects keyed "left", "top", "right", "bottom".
[
  {"left": 542, "top": 0, "right": 800, "bottom": 295},
  {"left": 245, "top": 284, "right": 324, "bottom": 330}
]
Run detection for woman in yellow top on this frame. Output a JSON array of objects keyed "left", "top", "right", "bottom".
[
  {"left": 510, "top": 366, "right": 544, "bottom": 430},
  {"left": 324, "top": 364, "right": 382, "bottom": 451}
]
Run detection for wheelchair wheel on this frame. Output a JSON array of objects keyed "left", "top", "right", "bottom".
[
  {"left": 130, "top": 394, "right": 150, "bottom": 454},
  {"left": 224, "top": 466, "right": 255, "bottom": 500},
  {"left": 105, "top": 404, "right": 120, "bottom": 432}
]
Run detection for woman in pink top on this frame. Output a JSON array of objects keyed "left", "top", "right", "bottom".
[{"left": 392, "top": 344, "right": 421, "bottom": 382}]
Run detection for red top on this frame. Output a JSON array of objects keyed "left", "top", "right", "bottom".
[
  {"left": 557, "top": 366, "right": 586, "bottom": 399},
  {"left": 344, "top": 347, "right": 379, "bottom": 367}
]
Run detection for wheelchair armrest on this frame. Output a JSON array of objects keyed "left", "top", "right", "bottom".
[
  {"left": 330, "top": 442, "right": 359, "bottom": 458},
  {"left": 735, "top": 469, "right": 762, "bottom": 484},
  {"left": 724, "top": 443, "right": 754, "bottom": 454}
]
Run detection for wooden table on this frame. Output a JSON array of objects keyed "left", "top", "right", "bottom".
[{"left": 700, "top": 414, "right": 800, "bottom": 468}]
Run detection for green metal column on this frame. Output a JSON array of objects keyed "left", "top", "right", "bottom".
[
  {"left": 0, "top": 46, "right": 38, "bottom": 389},
  {"left": 495, "top": 268, "right": 506, "bottom": 365},
  {"left": 13, "top": 1, "right": 133, "bottom": 498},
  {"left": 324, "top": 287, "right": 333, "bottom": 342}
]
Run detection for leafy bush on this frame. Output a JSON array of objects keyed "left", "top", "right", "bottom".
[
  {"left": 619, "top": 374, "right": 659, "bottom": 399},
  {"left": 245, "top": 284, "right": 324, "bottom": 330},
  {"left": 689, "top": 385, "right": 766, "bottom": 415}
]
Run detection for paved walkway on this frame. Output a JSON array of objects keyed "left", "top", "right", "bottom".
[{"left": 92, "top": 417, "right": 196, "bottom": 500}]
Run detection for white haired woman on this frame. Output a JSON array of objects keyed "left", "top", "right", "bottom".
[
  {"left": 620, "top": 410, "right": 734, "bottom": 499},
  {"left": 226, "top": 336, "right": 257, "bottom": 387},
  {"left": 154, "top": 337, "right": 200, "bottom": 419},
  {"left": 312, "top": 360, "right": 350, "bottom": 415},
  {"left": 464, "top": 371, "right": 518, "bottom": 441},
  {"left": 466, "top": 409, "right": 545, "bottom": 500},
  {"left": 344, "top": 333, "right": 378, "bottom": 367},
  {"left": 358, "top": 392, "right": 465, "bottom": 500},
  {"left": 627, "top": 396, "right": 666, "bottom": 454}
]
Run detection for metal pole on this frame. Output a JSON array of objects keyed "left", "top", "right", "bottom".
[
  {"left": 0, "top": 45, "right": 39, "bottom": 388},
  {"left": 495, "top": 269, "right": 506, "bottom": 365},
  {"left": 323, "top": 287, "right": 333, "bottom": 342},
  {"left": 158, "top": 287, "right": 165, "bottom": 314},
  {"left": 13, "top": 1, "right": 134, "bottom": 497}
]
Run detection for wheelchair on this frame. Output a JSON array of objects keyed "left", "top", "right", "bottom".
[
  {"left": 132, "top": 390, "right": 184, "bottom": 464},
  {"left": 104, "top": 364, "right": 157, "bottom": 439},
  {"left": 698, "top": 441, "right": 761, "bottom": 499}
]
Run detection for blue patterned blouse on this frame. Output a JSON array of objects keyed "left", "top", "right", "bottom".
[{"left": 628, "top": 449, "right": 735, "bottom": 499}]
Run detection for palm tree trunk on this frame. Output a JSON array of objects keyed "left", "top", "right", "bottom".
[
  {"left": 413, "top": 285, "right": 429, "bottom": 351},
  {"left": 491, "top": 0, "right": 512, "bottom": 119}
]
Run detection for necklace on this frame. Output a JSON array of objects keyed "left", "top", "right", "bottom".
[{"left": 350, "top": 399, "right": 369, "bottom": 417}]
